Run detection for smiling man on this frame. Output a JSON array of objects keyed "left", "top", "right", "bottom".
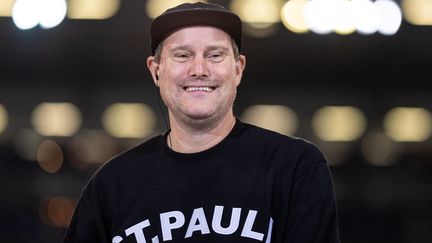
[
  {"left": 63, "top": 2, "right": 340, "bottom": 243},
  {"left": 147, "top": 24, "right": 245, "bottom": 153}
]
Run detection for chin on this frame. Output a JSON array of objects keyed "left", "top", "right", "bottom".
[
  {"left": 183, "top": 106, "right": 216, "bottom": 117},
  {"left": 185, "top": 112, "right": 214, "bottom": 120}
]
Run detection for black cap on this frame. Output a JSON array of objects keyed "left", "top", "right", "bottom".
[{"left": 150, "top": 2, "right": 242, "bottom": 55}]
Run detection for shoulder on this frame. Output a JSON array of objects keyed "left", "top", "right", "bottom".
[
  {"left": 238, "top": 120, "right": 327, "bottom": 164},
  {"left": 75, "top": 135, "right": 163, "bottom": 206},
  {"left": 85, "top": 134, "right": 162, "bottom": 186}
]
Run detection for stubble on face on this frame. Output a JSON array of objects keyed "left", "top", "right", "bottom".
[{"left": 156, "top": 26, "right": 244, "bottom": 132}]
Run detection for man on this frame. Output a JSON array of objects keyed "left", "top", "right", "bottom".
[{"left": 63, "top": 2, "right": 340, "bottom": 243}]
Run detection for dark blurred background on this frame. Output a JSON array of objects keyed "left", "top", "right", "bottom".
[{"left": 1, "top": 0, "right": 431, "bottom": 242}]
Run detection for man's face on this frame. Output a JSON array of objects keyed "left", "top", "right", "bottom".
[{"left": 148, "top": 26, "right": 246, "bottom": 124}]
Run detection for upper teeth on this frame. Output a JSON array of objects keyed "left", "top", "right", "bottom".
[{"left": 186, "top": 87, "right": 213, "bottom": 92}]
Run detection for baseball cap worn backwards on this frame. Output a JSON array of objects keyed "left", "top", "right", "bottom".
[{"left": 150, "top": 2, "right": 242, "bottom": 55}]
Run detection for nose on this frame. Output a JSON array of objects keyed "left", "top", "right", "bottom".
[{"left": 189, "top": 56, "right": 209, "bottom": 78}]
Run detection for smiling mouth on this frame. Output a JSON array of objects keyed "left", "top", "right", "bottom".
[{"left": 184, "top": 86, "right": 216, "bottom": 92}]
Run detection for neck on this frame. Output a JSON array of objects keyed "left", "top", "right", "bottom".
[{"left": 167, "top": 113, "right": 236, "bottom": 153}]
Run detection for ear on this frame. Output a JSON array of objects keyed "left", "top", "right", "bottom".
[
  {"left": 147, "top": 56, "right": 160, "bottom": 87},
  {"left": 235, "top": 55, "right": 246, "bottom": 86}
]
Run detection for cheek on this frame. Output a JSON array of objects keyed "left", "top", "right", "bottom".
[
  {"left": 168, "top": 68, "right": 186, "bottom": 79},
  {"left": 227, "top": 69, "right": 241, "bottom": 87},
  {"left": 162, "top": 62, "right": 189, "bottom": 77},
  {"left": 213, "top": 64, "right": 236, "bottom": 79}
]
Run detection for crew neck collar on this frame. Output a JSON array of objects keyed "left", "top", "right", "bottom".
[{"left": 158, "top": 118, "right": 245, "bottom": 161}]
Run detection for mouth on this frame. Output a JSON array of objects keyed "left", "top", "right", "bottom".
[{"left": 183, "top": 86, "right": 217, "bottom": 92}]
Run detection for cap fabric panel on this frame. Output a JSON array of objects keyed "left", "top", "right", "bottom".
[{"left": 150, "top": 2, "right": 242, "bottom": 55}]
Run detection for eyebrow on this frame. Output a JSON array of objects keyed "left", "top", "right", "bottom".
[
  {"left": 205, "top": 45, "right": 229, "bottom": 52},
  {"left": 168, "top": 45, "right": 191, "bottom": 54},
  {"left": 168, "top": 45, "right": 230, "bottom": 54}
]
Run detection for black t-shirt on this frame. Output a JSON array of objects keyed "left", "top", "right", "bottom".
[{"left": 63, "top": 120, "right": 340, "bottom": 243}]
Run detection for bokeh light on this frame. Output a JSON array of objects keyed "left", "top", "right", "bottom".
[
  {"left": 146, "top": 0, "right": 206, "bottom": 19},
  {"left": 375, "top": 0, "right": 402, "bottom": 35},
  {"left": 12, "top": 0, "right": 38, "bottom": 30},
  {"left": 102, "top": 103, "right": 157, "bottom": 138},
  {"left": 40, "top": 196, "right": 75, "bottom": 228},
  {"left": 280, "top": 0, "right": 309, "bottom": 33},
  {"left": 0, "top": 104, "right": 9, "bottom": 135},
  {"left": 36, "top": 139, "right": 64, "bottom": 173},
  {"left": 304, "top": 0, "right": 338, "bottom": 34},
  {"left": 47, "top": 196, "right": 75, "bottom": 228},
  {"left": 230, "top": 0, "right": 280, "bottom": 37},
  {"left": 12, "top": 0, "right": 67, "bottom": 30},
  {"left": 230, "top": 0, "right": 280, "bottom": 28},
  {"left": 302, "top": 0, "right": 401, "bottom": 35},
  {"left": 402, "top": 0, "right": 432, "bottom": 25},
  {"left": 332, "top": 0, "right": 356, "bottom": 34},
  {"left": 312, "top": 106, "right": 367, "bottom": 141},
  {"left": 0, "top": 0, "right": 15, "bottom": 17},
  {"left": 67, "top": 0, "right": 120, "bottom": 19},
  {"left": 38, "top": 0, "right": 67, "bottom": 29},
  {"left": 384, "top": 107, "right": 432, "bottom": 142},
  {"left": 350, "top": 0, "right": 380, "bottom": 34},
  {"left": 241, "top": 105, "right": 299, "bottom": 135},
  {"left": 31, "top": 102, "right": 82, "bottom": 137}
]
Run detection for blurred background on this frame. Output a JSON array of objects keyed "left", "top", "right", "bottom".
[{"left": 1, "top": 0, "right": 431, "bottom": 242}]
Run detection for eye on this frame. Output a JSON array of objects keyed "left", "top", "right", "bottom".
[
  {"left": 208, "top": 52, "right": 225, "bottom": 62},
  {"left": 172, "top": 52, "right": 191, "bottom": 62}
]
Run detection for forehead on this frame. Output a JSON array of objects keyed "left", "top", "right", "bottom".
[{"left": 163, "top": 26, "right": 232, "bottom": 49}]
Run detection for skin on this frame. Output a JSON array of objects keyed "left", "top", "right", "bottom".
[{"left": 147, "top": 26, "right": 246, "bottom": 153}]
